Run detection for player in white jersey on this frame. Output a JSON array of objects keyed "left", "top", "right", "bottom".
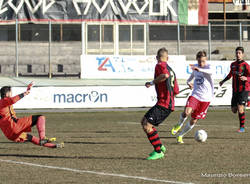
[{"left": 171, "top": 51, "right": 214, "bottom": 143}]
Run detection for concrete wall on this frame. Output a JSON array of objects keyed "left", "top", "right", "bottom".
[{"left": 0, "top": 41, "right": 249, "bottom": 77}]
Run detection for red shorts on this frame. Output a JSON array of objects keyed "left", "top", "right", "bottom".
[
  {"left": 186, "top": 96, "right": 210, "bottom": 119},
  {"left": 14, "top": 132, "right": 28, "bottom": 143},
  {"left": 9, "top": 116, "right": 32, "bottom": 142}
]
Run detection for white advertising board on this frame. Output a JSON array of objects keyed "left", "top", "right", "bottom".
[
  {"left": 10, "top": 85, "right": 232, "bottom": 109},
  {"left": 80, "top": 55, "right": 186, "bottom": 79},
  {"left": 81, "top": 54, "right": 249, "bottom": 80}
]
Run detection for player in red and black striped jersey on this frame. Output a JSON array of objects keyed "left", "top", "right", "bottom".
[
  {"left": 141, "top": 47, "right": 179, "bottom": 160},
  {"left": 219, "top": 47, "right": 250, "bottom": 132}
]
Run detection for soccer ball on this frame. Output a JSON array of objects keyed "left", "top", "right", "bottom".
[{"left": 194, "top": 130, "right": 207, "bottom": 142}]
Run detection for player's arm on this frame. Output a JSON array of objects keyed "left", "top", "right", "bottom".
[
  {"left": 154, "top": 73, "right": 169, "bottom": 84},
  {"left": 173, "top": 77, "right": 179, "bottom": 95},
  {"left": 145, "top": 74, "right": 169, "bottom": 88},
  {"left": 2, "top": 93, "right": 28, "bottom": 107},
  {"left": 219, "top": 65, "right": 232, "bottom": 86},
  {"left": 186, "top": 72, "right": 194, "bottom": 89},
  {"left": 198, "top": 66, "right": 213, "bottom": 75},
  {"left": 145, "top": 64, "right": 169, "bottom": 88},
  {"left": 247, "top": 63, "right": 250, "bottom": 81},
  {"left": 1, "top": 82, "right": 33, "bottom": 107},
  {"left": 190, "top": 64, "right": 212, "bottom": 75},
  {"left": 220, "top": 72, "right": 232, "bottom": 86},
  {"left": 239, "top": 63, "right": 250, "bottom": 82}
]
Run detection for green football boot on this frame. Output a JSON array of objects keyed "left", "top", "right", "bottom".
[
  {"left": 146, "top": 151, "right": 164, "bottom": 160},
  {"left": 149, "top": 145, "right": 166, "bottom": 156}
]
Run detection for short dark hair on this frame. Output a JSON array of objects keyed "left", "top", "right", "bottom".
[
  {"left": 0, "top": 86, "right": 11, "bottom": 99},
  {"left": 236, "top": 46, "right": 244, "bottom": 53},
  {"left": 196, "top": 50, "right": 207, "bottom": 59},
  {"left": 156, "top": 47, "right": 168, "bottom": 60}
]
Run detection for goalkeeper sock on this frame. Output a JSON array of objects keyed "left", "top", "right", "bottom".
[
  {"left": 36, "top": 116, "right": 46, "bottom": 140},
  {"left": 178, "top": 121, "right": 194, "bottom": 137}
]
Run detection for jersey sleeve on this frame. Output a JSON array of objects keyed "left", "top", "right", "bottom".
[
  {"left": 0, "top": 94, "right": 24, "bottom": 108},
  {"left": 223, "top": 63, "right": 232, "bottom": 82},
  {"left": 245, "top": 63, "right": 250, "bottom": 81},
  {"left": 173, "top": 77, "right": 179, "bottom": 95},
  {"left": 198, "top": 65, "right": 213, "bottom": 75},
  {"left": 156, "top": 63, "right": 168, "bottom": 75},
  {"left": 187, "top": 72, "right": 194, "bottom": 83}
]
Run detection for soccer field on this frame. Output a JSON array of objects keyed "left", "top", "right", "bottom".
[{"left": 0, "top": 110, "right": 249, "bottom": 184}]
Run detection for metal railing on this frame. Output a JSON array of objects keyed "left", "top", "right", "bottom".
[{"left": 0, "top": 21, "right": 249, "bottom": 77}]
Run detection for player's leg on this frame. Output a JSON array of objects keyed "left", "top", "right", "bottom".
[
  {"left": 182, "top": 107, "right": 193, "bottom": 122},
  {"left": 31, "top": 115, "right": 45, "bottom": 140},
  {"left": 177, "top": 118, "right": 197, "bottom": 144},
  {"left": 247, "top": 92, "right": 250, "bottom": 108},
  {"left": 142, "top": 118, "right": 165, "bottom": 152},
  {"left": 141, "top": 118, "right": 164, "bottom": 160},
  {"left": 231, "top": 93, "right": 243, "bottom": 131},
  {"left": 231, "top": 106, "right": 238, "bottom": 114},
  {"left": 12, "top": 132, "right": 63, "bottom": 148},
  {"left": 172, "top": 96, "right": 196, "bottom": 136},
  {"left": 233, "top": 91, "right": 247, "bottom": 132},
  {"left": 9, "top": 116, "right": 62, "bottom": 148},
  {"left": 231, "top": 93, "right": 238, "bottom": 114},
  {"left": 141, "top": 105, "right": 171, "bottom": 160},
  {"left": 27, "top": 134, "right": 64, "bottom": 148},
  {"left": 171, "top": 106, "right": 192, "bottom": 135},
  {"left": 142, "top": 106, "right": 167, "bottom": 154},
  {"left": 238, "top": 105, "right": 245, "bottom": 132},
  {"left": 31, "top": 115, "right": 56, "bottom": 144},
  {"left": 177, "top": 99, "right": 210, "bottom": 143},
  {"left": 237, "top": 92, "right": 248, "bottom": 132}
]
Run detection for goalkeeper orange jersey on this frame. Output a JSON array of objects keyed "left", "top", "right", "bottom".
[{"left": 0, "top": 95, "right": 32, "bottom": 141}]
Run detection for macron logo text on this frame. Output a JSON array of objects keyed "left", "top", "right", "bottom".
[{"left": 53, "top": 91, "right": 108, "bottom": 103}]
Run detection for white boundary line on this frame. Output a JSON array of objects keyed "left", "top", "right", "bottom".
[
  {"left": 117, "top": 122, "right": 240, "bottom": 128},
  {"left": 0, "top": 159, "right": 194, "bottom": 184}
]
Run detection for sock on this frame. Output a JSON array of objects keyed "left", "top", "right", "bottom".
[
  {"left": 177, "top": 113, "right": 188, "bottom": 127},
  {"left": 178, "top": 121, "right": 194, "bottom": 137},
  {"left": 28, "top": 134, "right": 56, "bottom": 148},
  {"left": 147, "top": 127, "right": 162, "bottom": 153},
  {"left": 238, "top": 112, "right": 245, "bottom": 128},
  {"left": 36, "top": 116, "right": 46, "bottom": 140}
]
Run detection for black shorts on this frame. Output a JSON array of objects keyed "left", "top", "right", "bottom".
[
  {"left": 31, "top": 115, "right": 42, "bottom": 126},
  {"left": 144, "top": 105, "right": 172, "bottom": 126},
  {"left": 231, "top": 91, "right": 249, "bottom": 107}
]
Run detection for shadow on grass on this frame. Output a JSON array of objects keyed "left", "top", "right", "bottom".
[
  {"left": 58, "top": 131, "right": 130, "bottom": 134},
  {"left": 0, "top": 153, "right": 144, "bottom": 160},
  {"left": 160, "top": 136, "right": 177, "bottom": 139},
  {"left": 0, "top": 142, "right": 19, "bottom": 144},
  {"left": 206, "top": 137, "right": 249, "bottom": 140},
  {"left": 64, "top": 141, "right": 145, "bottom": 145},
  {"left": 70, "top": 135, "right": 143, "bottom": 139},
  {"left": 162, "top": 136, "right": 249, "bottom": 140},
  {"left": 158, "top": 130, "right": 171, "bottom": 133}
]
